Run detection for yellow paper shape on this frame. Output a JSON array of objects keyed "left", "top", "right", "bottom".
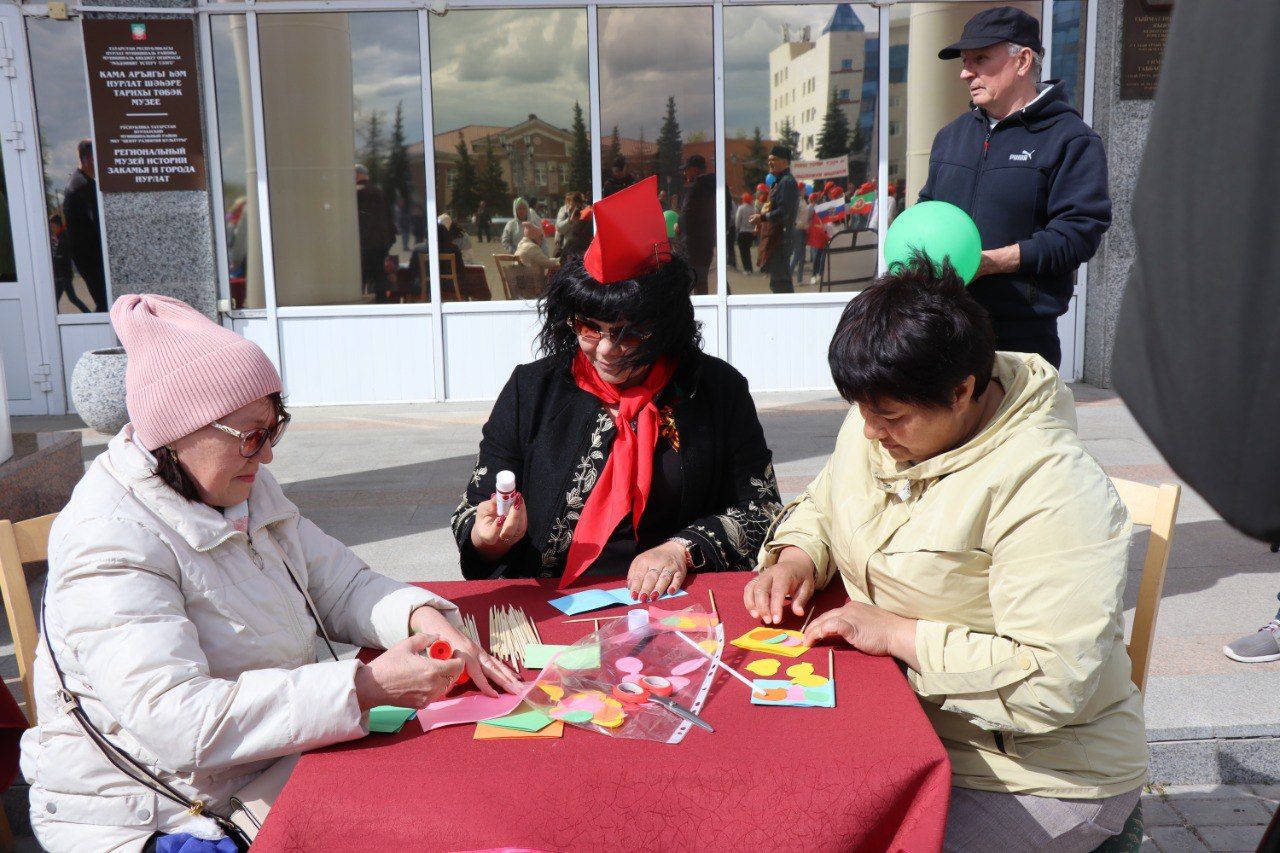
[
  {"left": 538, "top": 683, "right": 565, "bottom": 702},
  {"left": 592, "top": 697, "right": 627, "bottom": 728},
  {"left": 786, "top": 662, "right": 815, "bottom": 678},
  {"left": 474, "top": 720, "right": 565, "bottom": 740},
  {"left": 731, "top": 629, "right": 811, "bottom": 658},
  {"left": 746, "top": 658, "right": 781, "bottom": 676},
  {"left": 791, "top": 673, "right": 829, "bottom": 687},
  {"left": 698, "top": 639, "right": 720, "bottom": 655}
]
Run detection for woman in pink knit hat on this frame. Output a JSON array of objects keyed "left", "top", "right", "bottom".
[{"left": 21, "top": 295, "right": 521, "bottom": 852}]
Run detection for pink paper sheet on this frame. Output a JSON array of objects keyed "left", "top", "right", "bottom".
[{"left": 417, "top": 677, "right": 544, "bottom": 732}]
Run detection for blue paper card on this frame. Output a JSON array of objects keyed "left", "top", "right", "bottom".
[
  {"left": 749, "top": 679, "right": 836, "bottom": 708},
  {"left": 549, "top": 586, "right": 687, "bottom": 616}
]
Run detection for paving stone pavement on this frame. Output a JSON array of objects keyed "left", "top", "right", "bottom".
[{"left": 7, "top": 384, "right": 1280, "bottom": 849}]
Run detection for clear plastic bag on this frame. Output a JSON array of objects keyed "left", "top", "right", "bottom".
[{"left": 523, "top": 605, "right": 724, "bottom": 743}]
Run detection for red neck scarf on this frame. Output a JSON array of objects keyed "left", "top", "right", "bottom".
[{"left": 561, "top": 350, "right": 678, "bottom": 588}]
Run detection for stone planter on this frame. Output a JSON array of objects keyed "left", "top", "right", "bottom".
[{"left": 71, "top": 347, "right": 129, "bottom": 435}]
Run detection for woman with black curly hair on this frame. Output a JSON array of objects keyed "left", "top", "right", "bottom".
[{"left": 452, "top": 177, "right": 781, "bottom": 598}]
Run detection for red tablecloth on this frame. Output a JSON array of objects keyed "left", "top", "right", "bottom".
[
  {"left": 254, "top": 573, "right": 950, "bottom": 852},
  {"left": 0, "top": 679, "right": 25, "bottom": 791}
]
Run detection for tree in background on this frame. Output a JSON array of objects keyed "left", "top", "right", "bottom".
[
  {"left": 778, "top": 118, "right": 800, "bottom": 160},
  {"left": 815, "top": 90, "right": 850, "bottom": 160},
  {"left": 743, "top": 126, "right": 768, "bottom": 188},
  {"left": 450, "top": 132, "right": 480, "bottom": 220},
  {"left": 655, "top": 95, "right": 684, "bottom": 202},
  {"left": 476, "top": 136, "right": 509, "bottom": 210},
  {"left": 359, "top": 110, "right": 386, "bottom": 187},
  {"left": 605, "top": 125, "right": 623, "bottom": 170},
  {"left": 383, "top": 101, "right": 412, "bottom": 206},
  {"left": 633, "top": 126, "right": 653, "bottom": 181},
  {"left": 568, "top": 101, "right": 592, "bottom": 196}
]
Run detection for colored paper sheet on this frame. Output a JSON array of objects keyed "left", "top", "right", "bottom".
[
  {"left": 745, "top": 658, "right": 781, "bottom": 676},
  {"left": 549, "top": 586, "right": 688, "bottom": 616},
  {"left": 481, "top": 704, "right": 555, "bottom": 733},
  {"left": 523, "top": 643, "right": 602, "bottom": 670},
  {"left": 368, "top": 706, "right": 416, "bottom": 734},
  {"left": 418, "top": 681, "right": 538, "bottom": 732},
  {"left": 731, "top": 628, "right": 811, "bottom": 658},
  {"left": 750, "top": 678, "right": 836, "bottom": 708},
  {"left": 474, "top": 720, "right": 564, "bottom": 740}
]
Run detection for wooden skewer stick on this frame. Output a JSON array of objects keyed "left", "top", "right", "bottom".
[
  {"left": 708, "top": 589, "right": 719, "bottom": 622},
  {"left": 800, "top": 604, "right": 817, "bottom": 633},
  {"left": 673, "top": 631, "right": 759, "bottom": 694},
  {"left": 828, "top": 648, "right": 834, "bottom": 680}
]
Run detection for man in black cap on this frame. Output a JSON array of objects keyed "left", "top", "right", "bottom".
[
  {"left": 678, "top": 153, "right": 716, "bottom": 294},
  {"left": 920, "top": 6, "right": 1110, "bottom": 369},
  {"left": 751, "top": 145, "right": 799, "bottom": 294},
  {"left": 602, "top": 155, "right": 635, "bottom": 198}
]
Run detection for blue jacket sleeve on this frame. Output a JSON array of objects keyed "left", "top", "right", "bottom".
[{"left": 1018, "top": 134, "right": 1111, "bottom": 276}]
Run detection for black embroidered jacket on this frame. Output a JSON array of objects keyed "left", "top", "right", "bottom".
[{"left": 451, "top": 351, "right": 782, "bottom": 579}]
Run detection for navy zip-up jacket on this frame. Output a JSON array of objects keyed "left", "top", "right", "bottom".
[{"left": 919, "top": 81, "right": 1110, "bottom": 335}]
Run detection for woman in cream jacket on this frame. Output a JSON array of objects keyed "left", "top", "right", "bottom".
[
  {"left": 748, "top": 257, "right": 1146, "bottom": 852},
  {"left": 22, "top": 295, "right": 521, "bottom": 851}
]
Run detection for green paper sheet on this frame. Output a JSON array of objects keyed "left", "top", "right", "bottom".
[
  {"left": 482, "top": 706, "right": 555, "bottom": 733},
  {"left": 522, "top": 643, "right": 601, "bottom": 670},
  {"left": 368, "top": 705, "right": 416, "bottom": 733}
]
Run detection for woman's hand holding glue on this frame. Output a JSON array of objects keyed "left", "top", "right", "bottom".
[{"left": 471, "top": 470, "right": 527, "bottom": 562}]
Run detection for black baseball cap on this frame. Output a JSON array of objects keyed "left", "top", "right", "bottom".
[{"left": 938, "top": 6, "right": 1043, "bottom": 60}]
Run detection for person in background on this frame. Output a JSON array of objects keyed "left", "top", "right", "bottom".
[
  {"left": 750, "top": 146, "right": 799, "bottom": 294},
  {"left": 395, "top": 197, "right": 411, "bottom": 252},
  {"left": 725, "top": 186, "right": 739, "bottom": 272},
  {"left": 602, "top": 155, "right": 635, "bottom": 198},
  {"left": 22, "top": 295, "right": 521, "bottom": 851},
  {"left": 555, "top": 192, "right": 577, "bottom": 242},
  {"left": 410, "top": 202, "right": 427, "bottom": 246},
  {"left": 355, "top": 164, "right": 395, "bottom": 298},
  {"left": 453, "top": 177, "right": 780, "bottom": 597},
  {"left": 734, "top": 193, "right": 756, "bottom": 274},
  {"left": 678, "top": 154, "right": 716, "bottom": 295},
  {"left": 49, "top": 213, "right": 91, "bottom": 314},
  {"left": 501, "top": 197, "right": 542, "bottom": 255},
  {"left": 920, "top": 6, "right": 1110, "bottom": 368},
  {"left": 61, "top": 139, "right": 107, "bottom": 313},
  {"left": 1223, "top": 596, "right": 1280, "bottom": 664},
  {"left": 753, "top": 254, "right": 1145, "bottom": 852},
  {"left": 555, "top": 194, "right": 593, "bottom": 262},
  {"left": 513, "top": 220, "right": 560, "bottom": 297},
  {"left": 789, "top": 186, "right": 814, "bottom": 283},
  {"left": 474, "top": 200, "right": 492, "bottom": 243}
]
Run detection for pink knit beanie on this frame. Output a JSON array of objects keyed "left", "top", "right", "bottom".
[{"left": 110, "top": 294, "right": 282, "bottom": 450}]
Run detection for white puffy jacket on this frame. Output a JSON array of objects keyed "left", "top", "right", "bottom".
[{"left": 21, "top": 427, "right": 455, "bottom": 851}]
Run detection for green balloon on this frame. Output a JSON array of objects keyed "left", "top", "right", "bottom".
[
  {"left": 882, "top": 200, "right": 982, "bottom": 284},
  {"left": 664, "top": 208, "right": 680, "bottom": 238}
]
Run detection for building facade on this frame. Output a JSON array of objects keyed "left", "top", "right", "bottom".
[{"left": 0, "top": 0, "right": 1146, "bottom": 416}]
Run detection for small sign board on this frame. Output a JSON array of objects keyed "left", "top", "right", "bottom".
[
  {"left": 1120, "top": 0, "right": 1174, "bottom": 101},
  {"left": 83, "top": 19, "right": 207, "bottom": 192}
]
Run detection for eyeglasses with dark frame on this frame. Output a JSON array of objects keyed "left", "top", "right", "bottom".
[
  {"left": 211, "top": 413, "right": 292, "bottom": 458},
  {"left": 569, "top": 316, "right": 653, "bottom": 349}
]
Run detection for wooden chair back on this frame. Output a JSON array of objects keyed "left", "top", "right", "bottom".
[
  {"left": 0, "top": 512, "right": 57, "bottom": 722},
  {"left": 493, "top": 254, "right": 520, "bottom": 300},
  {"left": 1109, "top": 478, "right": 1181, "bottom": 693},
  {"left": 439, "top": 254, "right": 463, "bottom": 302}
]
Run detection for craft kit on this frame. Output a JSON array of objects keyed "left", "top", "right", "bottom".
[
  {"left": 523, "top": 604, "right": 723, "bottom": 743},
  {"left": 731, "top": 626, "right": 812, "bottom": 658},
  {"left": 750, "top": 650, "right": 837, "bottom": 708}
]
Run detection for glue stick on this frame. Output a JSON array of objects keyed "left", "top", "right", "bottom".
[{"left": 495, "top": 470, "right": 517, "bottom": 521}]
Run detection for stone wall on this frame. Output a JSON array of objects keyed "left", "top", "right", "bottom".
[{"left": 1083, "top": 0, "right": 1155, "bottom": 387}]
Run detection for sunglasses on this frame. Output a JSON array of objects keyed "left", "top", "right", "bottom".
[
  {"left": 569, "top": 316, "right": 653, "bottom": 349},
  {"left": 211, "top": 413, "right": 292, "bottom": 458}
]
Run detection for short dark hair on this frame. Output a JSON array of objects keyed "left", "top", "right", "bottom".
[
  {"left": 828, "top": 251, "right": 996, "bottom": 408},
  {"left": 153, "top": 393, "right": 288, "bottom": 502},
  {"left": 612, "top": 156, "right": 627, "bottom": 170},
  {"left": 538, "top": 253, "right": 702, "bottom": 373},
  {"left": 77, "top": 139, "right": 93, "bottom": 163}
]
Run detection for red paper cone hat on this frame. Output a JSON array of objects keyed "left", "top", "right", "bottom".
[{"left": 583, "top": 175, "right": 671, "bottom": 284}]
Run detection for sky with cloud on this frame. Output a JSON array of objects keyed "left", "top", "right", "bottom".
[{"left": 27, "top": 19, "right": 95, "bottom": 209}]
